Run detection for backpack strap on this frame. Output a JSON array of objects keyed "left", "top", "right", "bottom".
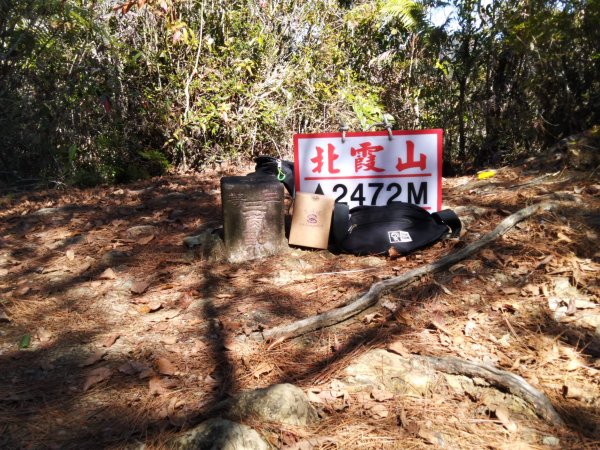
[
  {"left": 331, "top": 202, "right": 350, "bottom": 249},
  {"left": 431, "top": 209, "right": 461, "bottom": 238}
]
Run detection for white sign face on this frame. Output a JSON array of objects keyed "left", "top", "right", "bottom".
[{"left": 294, "top": 129, "right": 443, "bottom": 211}]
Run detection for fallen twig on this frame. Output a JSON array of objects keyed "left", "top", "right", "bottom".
[
  {"left": 414, "top": 355, "right": 565, "bottom": 427},
  {"left": 255, "top": 202, "right": 556, "bottom": 341}
]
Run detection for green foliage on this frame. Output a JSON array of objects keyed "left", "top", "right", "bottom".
[{"left": 0, "top": 0, "right": 598, "bottom": 181}]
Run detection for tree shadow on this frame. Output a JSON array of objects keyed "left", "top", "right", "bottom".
[{"left": 1, "top": 172, "right": 599, "bottom": 448}]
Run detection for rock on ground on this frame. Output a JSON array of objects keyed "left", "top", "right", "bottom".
[
  {"left": 171, "top": 418, "right": 269, "bottom": 450},
  {"left": 226, "top": 383, "right": 318, "bottom": 426}
]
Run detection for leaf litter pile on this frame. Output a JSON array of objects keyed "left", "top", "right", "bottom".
[{"left": 0, "top": 156, "right": 599, "bottom": 449}]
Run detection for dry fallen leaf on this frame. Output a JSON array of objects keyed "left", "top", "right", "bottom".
[
  {"left": 83, "top": 366, "right": 112, "bottom": 391},
  {"left": 136, "top": 304, "right": 151, "bottom": 314},
  {"left": 139, "top": 368, "right": 155, "bottom": 379},
  {"left": 156, "top": 357, "right": 177, "bottom": 375},
  {"left": 464, "top": 320, "right": 477, "bottom": 336},
  {"left": 481, "top": 249, "right": 501, "bottom": 266},
  {"left": 282, "top": 437, "right": 336, "bottom": 450},
  {"left": 435, "top": 282, "right": 454, "bottom": 295},
  {"left": 381, "top": 300, "right": 398, "bottom": 312},
  {"left": 102, "top": 333, "right": 120, "bottom": 348},
  {"left": 387, "top": 340, "right": 411, "bottom": 358},
  {"left": 266, "top": 336, "right": 286, "bottom": 351},
  {"left": 149, "top": 376, "right": 168, "bottom": 396},
  {"left": 363, "top": 312, "right": 383, "bottom": 324},
  {"left": 368, "top": 403, "right": 389, "bottom": 418},
  {"left": 565, "top": 359, "right": 580, "bottom": 371},
  {"left": 317, "top": 390, "right": 340, "bottom": 405},
  {"left": 99, "top": 268, "right": 117, "bottom": 280},
  {"left": 36, "top": 328, "right": 52, "bottom": 343},
  {"left": 160, "top": 335, "right": 178, "bottom": 345},
  {"left": 556, "top": 232, "right": 572, "bottom": 243},
  {"left": 79, "top": 349, "right": 107, "bottom": 367},
  {"left": 398, "top": 408, "right": 409, "bottom": 428},
  {"left": 17, "top": 286, "right": 31, "bottom": 296},
  {"left": 331, "top": 334, "right": 342, "bottom": 352},
  {"left": 306, "top": 389, "right": 323, "bottom": 404},
  {"left": 371, "top": 388, "right": 394, "bottom": 402},
  {"left": 388, "top": 246, "right": 401, "bottom": 259},
  {"left": 137, "top": 234, "right": 155, "bottom": 245},
  {"left": 130, "top": 280, "right": 150, "bottom": 294},
  {"left": 203, "top": 374, "right": 219, "bottom": 387},
  {"left": 148, "top": 300, "right": 163, "bottom": 312},
  {"left": 495, "top": 405, "right": 518, "bottom": 432},
  {"left": 430, "top": 318, "right": 450, "bottom": 335},
  {"left": 77, "top": 260, "right": 92, "bottom": 272},
  {"left": 418, "top": 428, "right": 445, "bottom": 446},
  {"left": 118, "top": 360, "right": 149, "bottom": 375},
  {"left": 252, "top": 362, "right": 274, "bottom": 378},
  {"left": 177, "top": 292, "right": 193, "bottom": 309}
]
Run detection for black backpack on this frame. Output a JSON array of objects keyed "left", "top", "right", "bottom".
[
  {"left": 332, "top": 202, "right": 461, "bottom": 256},
  {"left": 247, "top": 156, "right": 295, "bottom": 196}
]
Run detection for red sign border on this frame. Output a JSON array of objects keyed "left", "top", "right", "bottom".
[{"left": 293, "top": 129, "right": 443, "bottom": 211}]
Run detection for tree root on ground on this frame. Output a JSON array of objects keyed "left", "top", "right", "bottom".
[
  {"left": 254, "top": 202, "right": 556, "bottom": 341},
  {"left": 414, "top": 355, "right": 565, "bottom": 427}
]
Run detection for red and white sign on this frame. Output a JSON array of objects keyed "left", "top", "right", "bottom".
[{"left": 294, "top": 129, "right": 443, "bottom": 211}]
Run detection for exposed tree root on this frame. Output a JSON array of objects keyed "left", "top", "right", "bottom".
[
  {"left": 415, "top": 355, "right": 565, "bottom": 427},
  {"left": 255, "top": 202, "right": 556, "bottom": 341}
]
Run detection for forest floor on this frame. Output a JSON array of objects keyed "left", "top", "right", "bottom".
[{"left": 0, "top": 149, "right": 599, "bottom": 449}]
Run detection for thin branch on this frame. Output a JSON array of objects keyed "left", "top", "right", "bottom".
[
  {"left": 184, "top": 0, "right": 205, "bottom": 123},
  {"left": 415, "top": 355, "right": 565, "bottom": 427},
  {"left": 254, "top": 202, "right": 556, "bottom": 341}
]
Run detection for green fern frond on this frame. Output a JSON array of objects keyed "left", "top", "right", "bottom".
[{"left": 379, "top": 0, "right": 421, "bottom": 30}]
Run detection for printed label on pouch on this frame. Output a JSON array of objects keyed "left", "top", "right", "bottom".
[{"left": 388, "top": 230, "right": 412, "bottom": 243}]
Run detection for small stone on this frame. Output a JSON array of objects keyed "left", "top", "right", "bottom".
[
  {"left": 183, "top": 234, "right": 206, "bottom": 248},
  {"left": 0, "top": 310, "right": 10, "bottom": 322},
  {"left": 362, "top": 256, "right": 387, "bottom": 267},
  {"left": 164, "top": 192, "right": 189, "bottom": 200},
  {"left": 101, "top": 250, "right": 129, "bottom": 266},
  {"left": 32, "top": 207, "right": 61, "bottom": 216},
  {"left": 343, "top": 349, "right": 434, "bottom": 397},
  {"left": 542, "top": 436, "right": 560, "bottom": 447},
  {"left": 126, "top": 226, "right": 157, "bottom": 239},
  {"left": 171, "top": 418, "right": 268, "bottom": 450},
  {"left": 226, "top": 383, "right": 318, "bottom": 426},
  {"left": 465, "top": 293, "right": 482, "bottom": 305}
]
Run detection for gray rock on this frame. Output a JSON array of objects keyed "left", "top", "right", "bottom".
[
  {"left": 183, "top": 230, "right": 225, "bottom": 260},
  {"left": 183, "top": 234, "right": 207, "bottom": 248},
  {"left": 32, "top": 207, "right": 62, "bottom": 216},
  {"left": 542, "top": 436, "right": 560, "bottom": 447},
  {"left": 172, "top": 418, "right": 268, "bottom": 450},
  {"left": 343, "top": 349, "right": 436, "bottom": 397},
  {"left": 164, "top": 192, "right": 189, "bottom": 200},
  {"left": 101, "top": 250, "right": 130, "bottom": 266},
  {"left": 362, "top": 256, "right": 387, "bottom": 267},
  {"left": 126, "top": 225, "right": 157, "bottom": 238},
  {"left": 226, "top": 383, "right": 318, "bottom": 426}
]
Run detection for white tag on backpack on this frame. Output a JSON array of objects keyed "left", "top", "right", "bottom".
[{"left": 388, "top": 230, "right": 412, "bottom": 243}]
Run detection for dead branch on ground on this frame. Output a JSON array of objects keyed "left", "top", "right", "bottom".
[
  {"left": 255, "top": 202, "right": 556, "bottom": 341},
  {"left": 415, "top": 355, "right": 565, "bottom": 427}
]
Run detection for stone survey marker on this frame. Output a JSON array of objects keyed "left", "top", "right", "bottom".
[{"left": 221, "top": 176, "right": 287, "bottom": 263}]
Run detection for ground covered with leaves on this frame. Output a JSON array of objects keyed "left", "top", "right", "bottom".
[{"left": 1, "top": 155, "right": 599, "bottom": 449}]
